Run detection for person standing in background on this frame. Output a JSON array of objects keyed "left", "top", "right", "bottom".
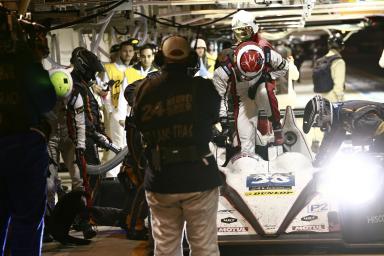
[
  {"left": 320, "top": 33, "right": 346, "bottom": 102},
  {"left": 102, "top": 39, "right": 139, "bottom": 177},
  {"left": 125, "top": 44, "right": 158, "bottom": 87},
  {"left": 191, "top": 38, "right": 212, "bottom": 78},
  {"left": 206, "top": 41, "right": 217, "bottom": 77}
]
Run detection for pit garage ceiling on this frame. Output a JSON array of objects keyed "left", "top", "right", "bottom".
[{"left": 8, "top": 0, "right": 384, "bottom": 34}]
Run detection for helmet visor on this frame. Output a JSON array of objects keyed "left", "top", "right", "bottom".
[
  {"left": 303, "top": 98, "right": 318, "bottom": 134},
  {"left": 303, "top": 96, "right": 333, "bottom": 134},
  {"left": 233, "top": 26, "right": 253, "bottom": 42}
]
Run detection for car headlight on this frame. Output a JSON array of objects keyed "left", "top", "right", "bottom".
[{"left": 317, "top": 152, "right": 384, "bottom": 206}]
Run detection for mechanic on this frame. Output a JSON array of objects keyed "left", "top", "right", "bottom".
[
  {"left": 118, "top": 49, "right": 159, "bottom": 241},
  {"left": 134, "top": 35, "right": 222, "bottom": 256},
  {"left": 213, "top": 10, "right": 288, "bottom": 153},
  {"left": 118, "top": 78, "right": 150, "bottom": 240},
  {"left": 47, "top": 69, "right": 83, "bottom": 208},
  {"left": 67, "top": 47, "right": 106, "bottom": 239},
  {"left": 303, "top": 95, "right": 384, "bottom": 167},
  {"left": 0, "top": 8, "right": 56, "bottom": 255}
]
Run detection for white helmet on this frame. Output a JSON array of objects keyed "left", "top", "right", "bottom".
[
  {"left": 231, "top": 10, "right": 259, "bottom": 40},
  {"left": 49, "top": 68, "right": 73, "bottom": 98},
  {"left": 190, "top": 38, "right": 207, "bottom": 49},
  {"left": 234, "top": 41, "right": 265, "bottom": 80}
]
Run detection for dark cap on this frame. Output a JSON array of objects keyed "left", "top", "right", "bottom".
[
  {"left": 120, "top": 38, "right": 140, "bottom": 49},
  {"left": 109, "top": 44, "right": 120, "bottom": 54}
]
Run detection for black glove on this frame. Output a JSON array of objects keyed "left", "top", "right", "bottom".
[
  {"left": 93, "top": 132, "right": 109, "bottom": 145},
  {"left": 248, "top": 73, "right": 272, "bottom": 100},
  {"left": 220, "top": 117, "right": 230, "bottom": 136},
  {"left": 213, "top": 117, "right": 230, "bottom": 147},
  {"left": 93, "top": 132, "right": 120, "bottom": 154},
  {"left": 75, "top": 148, "right": 86, "bottom": 173}
]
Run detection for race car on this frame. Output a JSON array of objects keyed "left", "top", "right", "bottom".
[{"left": 214, "top": 106, "right": 384, "bottom": 247}]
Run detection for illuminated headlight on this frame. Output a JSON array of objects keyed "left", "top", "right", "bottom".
[{"left": 317, "top": 153, "right": 384, "bottom": 205}]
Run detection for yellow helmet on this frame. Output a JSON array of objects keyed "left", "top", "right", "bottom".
[{"left": 49, "top": 68, "right": 73, "bottom": 98}]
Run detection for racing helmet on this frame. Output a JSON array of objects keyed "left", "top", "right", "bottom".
[
  {"left": 234, "top": 41, "right": 265, "bottom": 80},
  {"left": 70, "top": 47, "right": 104, "bottom": 82},
  {"left": 328, "top": 32, "right": 344, "bottom": 51},
  {"left": 49, "top": 68, "right": 73, "bottom": 98},
  {"left": 303, "top": 95, "right": 334, "bottom": 134},
  {"left": 232, "top": 10, "right": 259, "bottom": 42},
  {"left": 109, "top": 44, "right": 120, "bottom": 54}
]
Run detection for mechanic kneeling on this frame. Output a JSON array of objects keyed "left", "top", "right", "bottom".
[
  {"left": 133, "top": 35, "right": 223, "bottom": 256},
  {"left": 303, "top": 95, "right": 384, "bottom": 167}
]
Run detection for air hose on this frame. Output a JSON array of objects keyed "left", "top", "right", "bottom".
[{"left": 87, "top": 146, "right": 128, "bottom": 176}]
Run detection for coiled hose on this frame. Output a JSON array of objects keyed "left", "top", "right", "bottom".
[{"left": 86, "top": 146, "right": 128, "bottom": 176}]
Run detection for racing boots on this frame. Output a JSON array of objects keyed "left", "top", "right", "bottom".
[{"left": 80, "top": 221, "right": 97, "bottom": 239}]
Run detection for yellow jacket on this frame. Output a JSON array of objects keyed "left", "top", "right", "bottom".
[
  {"left": 206, "top": 52, "right": 217, "bottom": 77},
  {"left": 104, "top": 63, "right": 126, "bottom": 108},
  {"left": 126, "top": 63, "right": 158, "bottom": 86}
]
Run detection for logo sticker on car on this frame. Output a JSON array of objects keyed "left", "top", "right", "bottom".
[
  {"left": 220, "top": 217, "right": 237, "bottom": 224},
  {"left": 245, "top": 190, "right": 294, "bottom": 196},
  {"left": 246, "top": 173, "right": 295, "bottom": 191},
  {"left": 292, "top": 224, "right": 326, "bottom": 231},
  {"left": 308, "top": 203, "right": 328, "bottom": 213},
  {"left": 367, "top": 214, "right": 384, "bottom": 224},
  {"left": 218, "top": 227, "right": 249, "bottom": 232},
  {"left": 301, "top": 215, "right": 318, "bottom": 222}
]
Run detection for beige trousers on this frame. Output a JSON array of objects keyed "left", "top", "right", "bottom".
[{"left": 146, "top": 188, "right": 220, "bottom": 256}]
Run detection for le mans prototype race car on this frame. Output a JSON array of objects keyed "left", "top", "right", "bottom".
[{"left": 213, "top": 106, "right": 384, "bottom": 247}]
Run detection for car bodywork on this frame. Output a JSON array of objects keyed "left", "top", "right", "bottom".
[{"left": 214, "top": 106, "right": 384, "bottom": 247}]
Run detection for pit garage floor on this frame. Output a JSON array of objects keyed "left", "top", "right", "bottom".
[
  {"left": 44, "top": 61, "right": 384, "bottom": 256},
  {"left": 43, "top": 229, "right": 384, "bottom": 256}
]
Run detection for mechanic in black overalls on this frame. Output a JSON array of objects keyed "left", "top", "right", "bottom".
[
  {"left": 0, "top": 8, "right": 56, "bottom": 255},
  {"left": 134, "top": 35, "right": 222, "bottom": 256},
  {"left": 303, "top": 95, "right": 384, "bottom": 167},
  {"left": 117, "top": 70, "right": 161, "bottom": 241},
  {"left": 67, "top": 47, "right": 106, "bottom": 239}
]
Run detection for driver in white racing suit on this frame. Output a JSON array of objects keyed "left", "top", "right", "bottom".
[{"left": 213, "top": 10, "right": 288, "bottom": 153}]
